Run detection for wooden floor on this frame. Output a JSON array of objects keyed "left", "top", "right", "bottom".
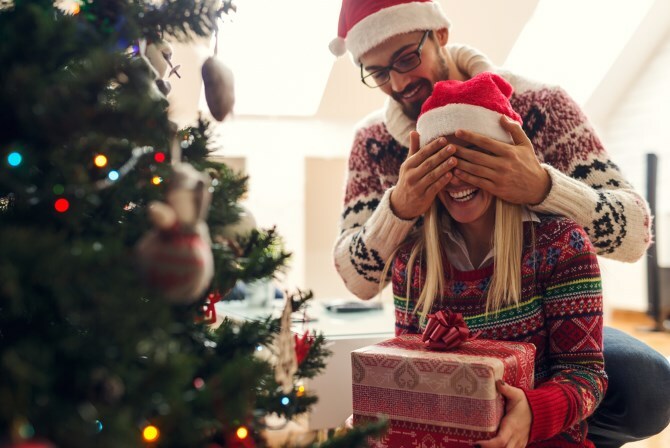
[{"left": 607, "top": 310, "right": 670, "bottom": 448}]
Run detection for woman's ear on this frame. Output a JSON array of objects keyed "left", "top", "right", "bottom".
[{"left": 434, "top": 27, "right": 449, "bottom": 46}]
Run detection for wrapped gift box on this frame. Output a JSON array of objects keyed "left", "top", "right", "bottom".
[{"left": 352, "top": 334, "right": 536, "bottom": 447}]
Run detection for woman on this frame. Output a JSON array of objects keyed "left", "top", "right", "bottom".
[{"left": 386, "top": 72, "right": 607, "bottom": 448}]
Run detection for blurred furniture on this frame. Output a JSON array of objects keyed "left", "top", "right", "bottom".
[
  {"left": 645, "top": 153, "right": 670, "bottom": 331},
  {"left": 216, "top": 298, "right": 395, "bottom": 429}
]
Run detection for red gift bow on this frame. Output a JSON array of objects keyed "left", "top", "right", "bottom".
[
  {"left": 294, "top": 331, "right": 315, "bottom": 366},
  {"left": 201, "top": 290, "right": 222, "bottom": 324},
  {"left": 421, "top": 309, "right": 481, "bottom": 350}
]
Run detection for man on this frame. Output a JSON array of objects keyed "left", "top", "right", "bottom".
[{"left": 330, "top": 1, "right": 670, "bottom": 447}]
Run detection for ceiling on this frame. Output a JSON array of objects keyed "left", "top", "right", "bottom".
[{"left": 168, "top": 0, "right": 670, "bottom": 129}]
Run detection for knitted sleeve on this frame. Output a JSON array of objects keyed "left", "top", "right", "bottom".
[
  {"left": 525, "top": 87, "right": 651, "bottom": 263},
  {"left": 523, "top": 219, "right": 608, "bottom": 443},
  {"left": 333, "top": 125, "right": 418, "bottom": 300}
]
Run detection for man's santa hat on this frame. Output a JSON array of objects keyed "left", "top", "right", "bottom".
[
  {"left": 329, "top": 0, "right": 451, "bottom": 62},
  {"left": 417, "top": 72, "right": 523, "bottom": 146}
]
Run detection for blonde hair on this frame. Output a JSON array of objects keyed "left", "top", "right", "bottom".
[{"left": 381, "top": 197, "right": 527, "bottom": 323}]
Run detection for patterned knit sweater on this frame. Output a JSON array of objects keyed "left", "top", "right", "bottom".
[
  {"left": 393, "top": 215, "right": 607, "bottom": 447},
  {"left": 333, "top": 45, "right": 651, "bottom": 300}
]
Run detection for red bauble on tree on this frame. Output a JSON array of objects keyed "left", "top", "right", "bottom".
[{"left": 294, "top": 331, "right": 315, "bottom": 366}]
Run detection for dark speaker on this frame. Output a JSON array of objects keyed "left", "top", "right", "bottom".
[{"left": 645, "top": 153, "right": 670, "bottom": 330}]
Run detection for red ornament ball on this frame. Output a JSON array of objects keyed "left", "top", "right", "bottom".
[{"left": 54, "top": 198, "right": 69, "bottom": 213}]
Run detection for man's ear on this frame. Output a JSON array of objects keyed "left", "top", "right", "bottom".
[{"left": 434, "top": 28, "right": 449, "bottom": 46}]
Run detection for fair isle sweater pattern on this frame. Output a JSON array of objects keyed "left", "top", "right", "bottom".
[
  {"left": 333, "top": 45, "right": 651, "bottom": 300},
  {"left": 392, "top": 216, "right": 607, "bottom": 447}
]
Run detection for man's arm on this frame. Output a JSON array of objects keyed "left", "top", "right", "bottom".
[
  {"left": 334, "top": 189, "right": 416, "bottom": 300},
  {"left": 452, "top": 87, "right": 651, "bottom": 262},
  {"left": 526, "top": 87, "right": 651, "bottom": 262},
  {"left": 333, "top": 127, "right": 417, "bottom": 300},
  {"left": 334, "top": 127, "right": 456, "bottom": 299}
]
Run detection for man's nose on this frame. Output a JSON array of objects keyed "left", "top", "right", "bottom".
[{"left": 389, "top": 70, "right": 410, "bottom": 94}]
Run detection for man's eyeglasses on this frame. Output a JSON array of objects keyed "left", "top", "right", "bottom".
[{"left": 360, "top": 31, "right": 430, "bottom": 88}]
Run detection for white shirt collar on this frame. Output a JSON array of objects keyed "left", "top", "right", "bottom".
[{"left": 442, "top": 209, "right": 540, "bottom": 271}]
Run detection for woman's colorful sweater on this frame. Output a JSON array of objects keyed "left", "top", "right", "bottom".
[
  {"left": 392, "top": 215, "right": 607, "bottom": 448},
  {"left": 334, "top": 44, "right": 651, "bottom": 301}
]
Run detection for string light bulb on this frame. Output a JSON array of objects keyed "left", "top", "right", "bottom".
[
  {"left": 142, "top": 424, "right": 160, "bottom": 442},
  {"left": 152, "top": 176, "right": 162, "bottom": 185},
  {"left": 54, "top": 198, "right": 70, "bottom": 213},
  {"left": 108, "top": 171, "right": 119, "bottom": 181},
  {"left": 8, "top": 152, "right": 22, "bottom": 167},
  {"left": 154, "top": 152, "right": 166, "bottom": 163},
  {"left": 16, "top": 421, "right": 35, "bottom": 439},
  {"left": 94, "top": 155, "right": 108, "bottom": 168},
  {"left": 60, "top": 0, "right": 81, "bottom": 15},
  {"left": 236, "top": 426, "right": 249, "bottom": 440},
  {"left": 297, "top": 385, "right": 306, "bottom": 397}
]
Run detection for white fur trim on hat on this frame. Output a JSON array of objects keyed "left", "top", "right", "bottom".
[
  {"left": 329, "top": 37, "right": 347, "bottom": 57},
  {"left": 347, "top": 2, "right": 451, "bottom": 62},
  {"left": 417, "top": 104, "right": 513, "bottom": 147}
]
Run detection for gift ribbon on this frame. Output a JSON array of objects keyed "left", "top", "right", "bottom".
[{"left": 421, "top": 309, "right": 481, "bottom": 350}]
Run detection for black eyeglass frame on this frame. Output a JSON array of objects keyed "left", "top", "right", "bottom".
[{"left": 360, "top": 30, "right": 430, "bottom": 88}]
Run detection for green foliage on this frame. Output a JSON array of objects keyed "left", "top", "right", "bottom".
[
  {"left": 312, "top": 418, "right": 388, "bottom": 448},
  {"left": 0, "top": 0, "right": 354, "bottom": 448},
  {"left": 0, "top": 2, "right": 377, "bottom": 447}
]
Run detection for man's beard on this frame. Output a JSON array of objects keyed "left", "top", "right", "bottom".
[
  {"left": 393, "top": 55, "right": 450, "bottom": 121},
  {"left": 392, "top": 78, "right": 432, "bottom": 120}
]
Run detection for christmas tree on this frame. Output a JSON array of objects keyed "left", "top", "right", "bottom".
[{"left": 0, "top": 1, "right": 382, "bottom": 447}]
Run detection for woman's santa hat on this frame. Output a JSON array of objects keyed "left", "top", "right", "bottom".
[
  {"left": 417, "top": 72, "right": 523, "bottom": 147},
  {"left": 329, "top": 0, "right": 451, "bottom": 62}
]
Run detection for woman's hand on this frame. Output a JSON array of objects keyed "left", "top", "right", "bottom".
[{"left": 475, "top": 380, "right": 532, "bottom": 448}]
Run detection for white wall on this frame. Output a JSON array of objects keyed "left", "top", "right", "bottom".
[
  {"left": 598, "top": 29, "right": 670, "bottom": 311},
  {"left": 209, "top": 117, "right": 357, "bottom": 296}
]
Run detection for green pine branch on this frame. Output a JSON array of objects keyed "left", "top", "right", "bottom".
[{"left": 0, "top": 2, "right": 353, "bottom": 446}]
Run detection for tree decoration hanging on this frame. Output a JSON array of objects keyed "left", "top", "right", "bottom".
[
  {"left": 294, "top": 331, "right": 315, "bottom": 366},
  {"left": 145, "top": 38, "right": 182, "bottom": 96},
  {"left": 274, "top": 295, "right": 298, "bottom": 394},
  {"left": 201, "top": 2, "right": 236, "bottom": 121},
  {"left": 202, "top": 55, "right": 235, "bottom": 121},
  {"left": 135, "top": 140, "right": 215, "bottom": 303},
  {"left": 135, "top": 37, "right": 177, "bottom": 97}
]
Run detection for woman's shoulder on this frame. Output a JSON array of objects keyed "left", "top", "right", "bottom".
[
  {"left": 394, "top": 240, "right": 416, "bottom": 266},
  {"left": 532, "top": 214, "right": 594, "bottom": 253},
  {"left": 535, "top": 214, "right": 583, "bottom": 231}
]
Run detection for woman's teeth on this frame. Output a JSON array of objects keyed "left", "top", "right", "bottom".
[{"left": 449, "top": 189, "right": 478, "bottom": 202}]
